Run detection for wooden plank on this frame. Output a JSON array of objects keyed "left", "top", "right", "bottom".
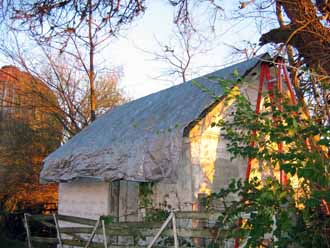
[
  {"left": 29, "top": 214, "right": 54, "bottom": 221},
  {"left": 172, "top": 213, "right": 178, "bottom": 248},
  {"left": 24, "top": 214, "right": 55, "bottom": 228},
  {"left": 175, "top": 211, "right": 221, "bottom": 220},
  {"left": 61, "top": 226, "right": 214, "bottom": 238},
  {"left": 57, "top": 212, "right": 221, "bottom": 226},
  {"left": 57, "top": 214, "right": 97, "bottom": 226},
  {"left": 102, "top": 220, "right": 108, "bottom": 248},
  {"left": 106, "top": 222, "right": 162, "bottom": 229},
  {"left": 61, "top": 226, "right": 147, "bottom": 236},
  {"left": 60, "top": 222, "right": 162, "bottom": 234},
  {"left": 147, "top": 212, "right": 174, "bottom": 248},
  {"left": 30, "top": 236, "right": 58, "bottom": 244},
  {"left": 23, "top": 214, "right": 32, "bottom": 248},
  {"left": 39, "top": 220, "right": 56, "bottom": 228},
  {"left": 63, "top": 239, "right": 176, "bottom": 248},
  {"left": 61, "top": 227, "right": 94, "bottom": 234},
  {"left": 170, "top": 228, "right": 214, "bottom": 238},
  {"left": 53, "top": 213, "right": 64, "bottom": 248},
  {"left": 85, "top": 218, "right": 100, "bottom": 248},
  {"left": 62, "top": 239, "right": 104, "bottom": 248}
]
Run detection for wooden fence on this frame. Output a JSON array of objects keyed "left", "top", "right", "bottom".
[{"left": 23, "top": 211, "right": 229, "bottom": 247}]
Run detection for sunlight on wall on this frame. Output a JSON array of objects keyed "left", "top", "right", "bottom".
[{"left": 189, "top": 88, "right": 239, "bottom": 199}]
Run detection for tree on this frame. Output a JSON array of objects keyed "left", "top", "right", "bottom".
[
  {"left": 259, "top": 0, "right": 330, "bottom": 76},
  {"left": 0, "top": 65, "right": 62, "bottom": 211},
  {"left": 34, "top": 54, "right": 129, "bottom": 138},
  {"left": 2, "top": 0, "right": 145, "bottom": 121},
  {"left": 151, "top": 23, "right": 213, "bottom": 84},
  {"left": 0, "top": 36, "right": 129, "bottom": 138},
  {"left": 172, "top": 0, "right": 329, "bottom": 74},
  {"left": 171, "top": 0, "right": 330, "bottom": 124}
]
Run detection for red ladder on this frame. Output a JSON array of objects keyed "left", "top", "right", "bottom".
[
  {"left": 235, "top": 57, "right": 297, "bottom": 248},
  {"left": 245, "top": 57, "right": 297, "bottom": 184}
]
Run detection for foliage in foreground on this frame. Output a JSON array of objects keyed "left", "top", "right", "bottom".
[{"left": 206, "top": 84, "right": 330, "bottom": 247}]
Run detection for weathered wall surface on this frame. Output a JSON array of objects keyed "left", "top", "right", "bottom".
[
  {"left": 146, "top": 68, "right": 262, "bottom": 211},
  {"left": 58, "top": 181, "right": 110, "bottom": 219},
  {"left": 187, "top": 67, "right": 260, "bottom": 206},
  {"left": 147, "top": 69, "right": 260, "bottom": 211},
  {"left": 151, "top": 142, "right": 193, "bottom": 210},
  {"left": 118, "top": 180, "right": 140, "bottom": 221}
]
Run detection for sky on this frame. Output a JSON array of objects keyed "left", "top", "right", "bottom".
[
  {"left": 0, "top": 1, "right": 273, "bottom": 100},
  {"left": 100, "top": 1, "right": 268, "bottom": 99}
]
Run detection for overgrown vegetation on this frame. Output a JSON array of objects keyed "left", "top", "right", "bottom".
[
  {"left": 139, "top": 182, "right": 169, "bottom": 222},
  {"left": 204, "top": 78, "right": 330, "bottom": 247}
]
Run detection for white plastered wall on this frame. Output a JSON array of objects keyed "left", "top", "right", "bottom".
[{"left": 58, "top": 181, "right": 111, "bottom": 219}]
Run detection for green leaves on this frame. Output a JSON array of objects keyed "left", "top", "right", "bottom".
[
  {"left": 100, "top": 215, "right": 114, "bottom": 225},
  {"left": 208, "top": 83, "right": 330, "bottom": 247}
]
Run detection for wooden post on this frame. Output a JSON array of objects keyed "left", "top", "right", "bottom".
[
  {"left": 147, "top": 212, "right": 174, "bottom": 248},
  {"left": 193, "top": 193, "right": 206, "bottom": 247},
  {"left": 53, "top": 213, "right": 63, "bottom": 248},
  {"left": 85, "top": 217, "right": 100, "bottom": 248},
  {"left": 172, "top": 212, "right": 179, "bottom": 248},
  {"left": 23, "top": 213, "right": 32, "bottom": 248},
  {"left": 102, "top": 219, "right": 108, "bottom": 248}
]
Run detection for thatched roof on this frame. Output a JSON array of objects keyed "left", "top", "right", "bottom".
[{"left": 41, "top": 54, "right": 266, "bottom": 183}]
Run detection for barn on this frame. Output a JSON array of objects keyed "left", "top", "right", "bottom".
[{"left": 40, "top": 54, "right": 270, "bottom": 222}]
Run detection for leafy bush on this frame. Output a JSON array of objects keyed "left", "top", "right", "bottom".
[{"left": 206, "top": 85, "right": 330, "bottom": 247}]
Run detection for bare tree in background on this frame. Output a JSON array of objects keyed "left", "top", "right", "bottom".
[
  {"left": 223, "top": 40, "right": 258, "bottom": 61},
  {"left": 1, "top": 0, "right": 145, "bottom": 121},
  {"left": 151, "top": 23, "right": 214, "bottom": 84},
  {"left": 169, "top": 0, "right": 224, "bottom": 29},
  {"left": 40, "top": 56, "right": 128, "bottom": 138},
  {"left": 0, "top": 37, "right": 128, "bottom": 139},
  {"left": 171, "top": 0, "right": 330, "bottom": 124}
]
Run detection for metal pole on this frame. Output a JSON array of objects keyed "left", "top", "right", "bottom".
[
  {"left": 241, "top": 62, "right": 273, "bottom": 248},
  {"left": 245, "top": 63, "right": 269, "bottom": 180}
]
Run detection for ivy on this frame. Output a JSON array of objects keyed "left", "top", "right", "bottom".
[
  {"left": 100, "top": 215, "right": 114, "bottom": 225},
  {"left": 139, "top": 182, "right": 154, "bottom": 209},
  {"left": 138, "top": 182, "right": 169, "bottom": 222}
]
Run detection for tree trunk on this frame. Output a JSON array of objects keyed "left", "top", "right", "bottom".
[
  {"left": 260, "top": 0, "right": 330, "bottom": 76},
  {"left": 88, "top": 0, "right": 96, "bottom": 122}
]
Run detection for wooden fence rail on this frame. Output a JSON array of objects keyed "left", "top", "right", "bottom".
[{"left": 24, "top": 211, "right": 226, "bottom": 248}]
